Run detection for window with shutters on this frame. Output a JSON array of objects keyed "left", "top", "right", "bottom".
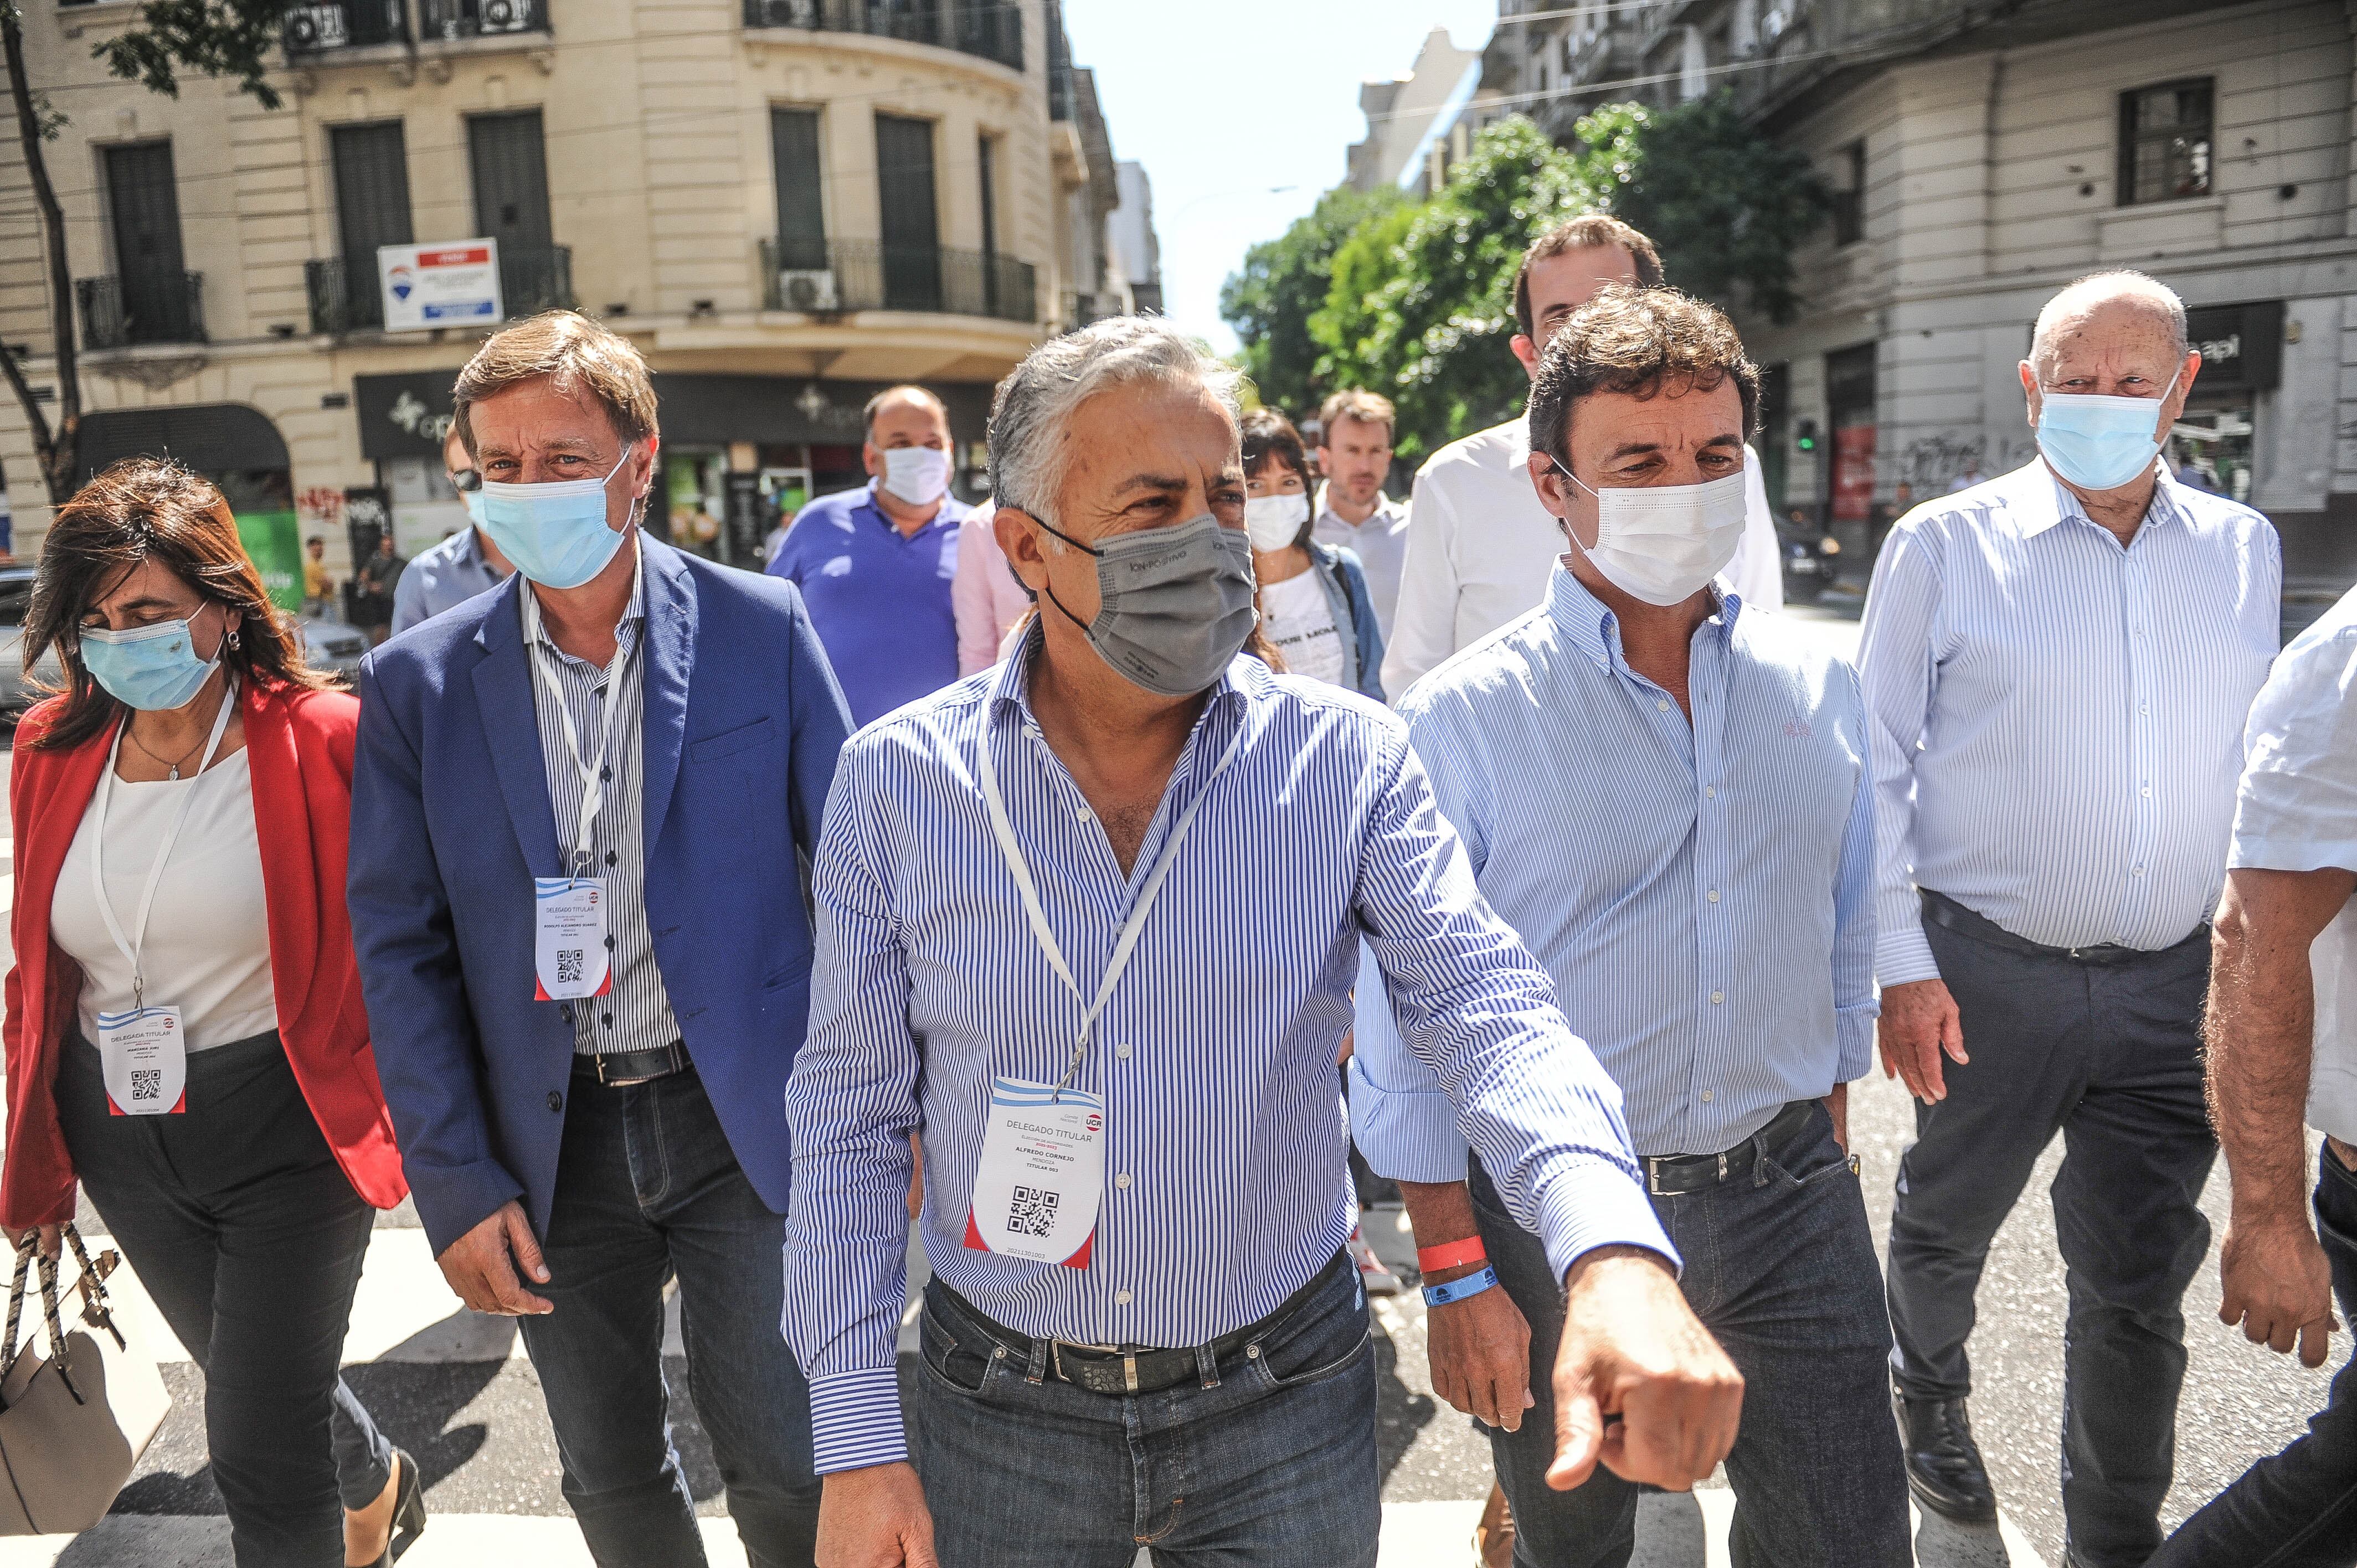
[
  {"left": 102, "top": 141, "right": 199, "bottom": 344},
  {"left": 331, "top": 122, "right": 413, "bottom": 326},
  {"left": 467, "top": 111, "right": 566, "bottom": 314},
  {"left": 875, "top": 114, "right": 942, "bottom": 313},
  {"left": 771, "top": 109, "right": 827, "bottom": 271}
]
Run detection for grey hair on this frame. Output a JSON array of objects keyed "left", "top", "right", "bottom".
[
  {"left": 988, "top": 317, "right": 1244, "bottom": 533},
  {"left": 2030, "top": 270, "right": 2189, "bottom": 372}
]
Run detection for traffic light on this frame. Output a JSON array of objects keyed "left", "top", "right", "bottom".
[{"left": 1795, "top": 419, "right": 1819, "bottom": 453}]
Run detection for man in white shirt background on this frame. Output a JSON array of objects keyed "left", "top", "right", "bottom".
[
  {"left": 1382, "top": 215, "right": 1782, "bottom": 698},
  {"left": 2149, "top": 572, "right": 2357, "bottom": 1566},
  {"left": 1863, "top": 270, "right": 2281, "bottom": 1566},
  {"left": 1311, "top": 389, "right": 1412, "bottom": 638}
]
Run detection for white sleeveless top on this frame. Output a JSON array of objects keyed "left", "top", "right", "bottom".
[{"left": 49, "top": 750, "right": 279, "bottom": 1050}]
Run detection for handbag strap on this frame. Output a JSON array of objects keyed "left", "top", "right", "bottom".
[
  {"left": 1, "top": 1241, "right": 28, "bottom": 1384},
  {"left": 1, "top": 1232, "right": 79, "bottom": 1394}
]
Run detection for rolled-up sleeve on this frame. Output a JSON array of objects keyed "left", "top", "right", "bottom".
[
  {"left": 2233, "top": 622, "right": 2357, "bottom": 873},
  {"left": 783, "top": 737, "right": 922, "bottom": 1473},
  {"left": 1351, "top": 729, "right": 1673, "bottom": 1286}
]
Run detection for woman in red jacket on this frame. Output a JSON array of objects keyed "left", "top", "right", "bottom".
[{"left": 3, "top": 460, "right": 424, "bottom": 1568}]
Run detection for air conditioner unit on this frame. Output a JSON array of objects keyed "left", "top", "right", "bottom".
[
  {"left": 285, "top": 3, "right": 350, "bottom": 49},
  {"left": 478, "top": 0, "right": 533, "bottom": 34},
  {"left": 777, "top": 270, "right": 840, "bottom": 313}
]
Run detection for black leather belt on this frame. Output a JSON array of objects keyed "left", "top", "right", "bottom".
[
  {"left": 1643, "top": 1097, "right": 1818, "bottom": 1197},
  {"left": 932, "top": 1246, "right": 1352, "bottom": 1398},
  {"left": 1922, "top": 889, "right": 2207, "bottom": 967},
  {"left": 574, "top": 1041, "right": 687, "bottom": 1087}
]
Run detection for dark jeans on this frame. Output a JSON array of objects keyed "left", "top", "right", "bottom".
[
  {"left": 2150, "top": 1146, "right": 2357, "bottom": 1566},
  {"left": 56, "top": 1034, "right": 394, "bottom": 1568},
  {"left": 911, "top": 1249, "right": 1380, "bottom": 1567},
  {"left": 515, "top": 1060, "right": 822, "bottom": 1568},
  {"left": 1886, "top": 894, "right": 2216, "bottom": 1568},
  {"left": 1470, "top": 1102, "right": 1910, "bottom": 1568}
]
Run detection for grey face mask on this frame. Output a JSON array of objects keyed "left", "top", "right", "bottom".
[{"left": 1032, "top": 511, "right": 1258, "bottom": 697}]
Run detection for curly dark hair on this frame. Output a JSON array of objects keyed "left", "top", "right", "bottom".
[
  {"left": 1238, "top": 407, "right": 1316, "bottom": 554},
  {"left": 24, "top": 458, "right": 334, "bottom": 752},
  {"left": 1524, "top": 285, "right": 1759, "bottom": 475}
]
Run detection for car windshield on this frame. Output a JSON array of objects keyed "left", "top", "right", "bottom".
[{"left": 0, "top": 576, "right": 36, "bottom": 629}]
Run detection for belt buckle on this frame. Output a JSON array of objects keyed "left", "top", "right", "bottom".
[
  {"left": 1054, "top": 1340, "right": 1143, "bottom": 1394},
  {"left": 596, "top": 1043, "right": 677, "bottom": 1087},
  {"left": 1645, "top": 1157, "right": 1666, "bottom": 1197}
]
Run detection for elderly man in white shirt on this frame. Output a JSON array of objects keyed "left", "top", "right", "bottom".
[
  {"left": 1382, "top": 215, "right": 1781, "bottom": 697},
  {"left": 1862, "top": 269, "right": 2281, "bottom": 1567}
]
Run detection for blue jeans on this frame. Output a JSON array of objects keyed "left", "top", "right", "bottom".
[
  {"left": 516, "top": 1062, "right": 822, "bottom": 1568},
  {"left": 2149, "top": 1145, "right": 2357, "bottom": 1566},
  {"left": 910, "top": 1250, "right": 1380, "bottom": 1567},
  {"left": 1471, "top": 1102, "right": 1911, "bottom": 1568}
]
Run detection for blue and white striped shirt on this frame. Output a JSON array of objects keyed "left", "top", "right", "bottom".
[
  {"left": 1860, "top": 460, "right": 2279, "bottom": 985},
  {"left": 1351, "top": 567, "right": 1876, "bottom": 1171},
  {"left": 783, "top": 633, "right": 1671, "bottom": 1473}
]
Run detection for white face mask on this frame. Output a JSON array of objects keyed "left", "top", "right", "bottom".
[
  {"left": 880, "top": 446, "right": 953, "bottom": 507},
  {"left": 1550, "top": 457, "right": 1749, "bottom": 607},
  {"left": 1243, "top": 492, "right": 1310, "bottom": 552}
]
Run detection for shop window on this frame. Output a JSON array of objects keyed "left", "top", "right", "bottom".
[
  {"left": 2119, "top": 79, "right": 2212, "bottom": 206},
  {"left": 1829, "top": 140, "right": 1865, "bottom": 247}
]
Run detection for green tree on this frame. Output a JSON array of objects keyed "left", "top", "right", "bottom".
[
  {"left": 1217, "top": 184, "right": 1401, "bottom": 423},
  {"left": 1569, "top": 95, "right": 1830, "bottom": 324},
  {"left": 2, "top": 0, "right": 296, "bottom": 506},
  {"left": 1311, "top": 118, "right": 1578, "bottom": 465}
]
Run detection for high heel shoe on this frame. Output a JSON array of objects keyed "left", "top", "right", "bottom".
[{"left": 362, "top": 1447, "right": 427, "bottom": 1567}]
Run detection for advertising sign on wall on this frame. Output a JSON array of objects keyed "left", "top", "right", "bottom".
[{"left": 379, "top": 241, "right": 503, "bottom": 332}]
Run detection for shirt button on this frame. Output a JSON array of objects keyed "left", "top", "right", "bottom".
[
  {"left": 601, "top": 1014, "right": 613, "bottom": 1028},
  {"left": 547, "top": 1091, "right": 564, "bottom": 1113},
  {"left": 1115, "top": 1290, "right": 1133, "bottom": 1306},
  {"left": 2132, "top": 864, "right": 2147, "bottom": 876},
  {"left": 1115, "top": 1173, "right": 1132, "bottom": 1190},
  {"left": 605, "top": 935, "right": 617, "bottom": 949},
  {"left": 1710, "top": 990, "right": 1725, "bottom": 1005},
  {"left": 1705, "top": 786, "right": 1717, "bottom": 800},
  {"left": 2141, "top": 785, "right": 2153, "bottom": 798},
  {"left": 1077, "top": 806, "right": 1093, "bottom": 821},
  {"left": 1701, "top": 1090, "right": 1715, "bottom": 1102},
  {"left": 606, "top": 851, "right": 618, "bottom": 868},
  {"left": 1707, "top": 889, "right": 1721, "bottom": 904},
  {"left": 1115, "top": 1042, "right": 1133, "bottom": 1060},
  {"left": 1656, "top": 698, "right": 1670, "bottom": 711},
  {"left": 600, "top": 765, "right": 613, "bottom": 782}
]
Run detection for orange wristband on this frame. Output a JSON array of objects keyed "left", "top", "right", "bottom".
[{"left": 1417, "top": 1236, "right": 1488, "bottom": 1273}]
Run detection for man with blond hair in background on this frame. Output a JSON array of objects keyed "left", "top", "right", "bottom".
[{"left": 1313, "top": 389, "right": 1412, "bottom": 636}]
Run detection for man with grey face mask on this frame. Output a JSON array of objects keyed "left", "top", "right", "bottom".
[{"left": 782, "top": 317, "right": 1743, "bottom": 1568}]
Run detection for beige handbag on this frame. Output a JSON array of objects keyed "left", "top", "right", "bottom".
[{"left": 0, "top": 1227, "right": 172, "bottom": 1535}]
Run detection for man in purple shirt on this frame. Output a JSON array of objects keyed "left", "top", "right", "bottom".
[{"left": 767, "top": 385, "right": 970, "bottom": 726}]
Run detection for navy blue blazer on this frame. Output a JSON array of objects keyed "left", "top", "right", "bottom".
[{"left": 348, "top": 538, "right": 853, "bottom": 1254}]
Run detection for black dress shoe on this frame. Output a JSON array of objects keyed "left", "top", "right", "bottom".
[{"left": 1893, "top": 1391, "right": 1998, "bottom": 1523}]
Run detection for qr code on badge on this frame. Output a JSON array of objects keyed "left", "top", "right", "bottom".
[
  {"left": 130, "top": 1069, "right": 162, "bottom": 1102},
  {"left": 556, "top": 948, "right": 584, "bottom": 986},
  {"left": 1006, "top": 1184, "right": 1059, "bottom": 1239}
]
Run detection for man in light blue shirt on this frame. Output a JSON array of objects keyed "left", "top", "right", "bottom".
[
  {"left": 1351, "top": 286, "right": 1907, "bottom": 1567},
  {"left": 1864, "top": 270, "right": 2282, "bottom": 1562},
  {"left": 784, "top": 317, "right": 1743, "bottom": 1568},
  {"left": 390, "top": 426, "right": 513, "bottom": 635}
]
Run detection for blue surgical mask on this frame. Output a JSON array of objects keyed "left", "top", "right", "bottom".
[
  {"left": 462, "top": 487, "right": 487, "bottom": 527},
  {"left": 2037, "top": 371, "right": 2180, "bottom": 492},
  {"left": 475, "top": 448, "right": 635, "bottom": 589},
  {"left": 81, "top": 613, "right": 223, "bottom": 713}
]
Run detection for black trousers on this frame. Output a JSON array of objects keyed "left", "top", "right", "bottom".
[
  {"left": 57, "top": 1033, "right": 394, "bottom": 1568},
  {"left": 1885, "top": 893, "right": 2216, "bottom": 1568}
]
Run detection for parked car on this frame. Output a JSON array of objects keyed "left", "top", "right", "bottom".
[
  {"left": 1778, "top": 515, "right": 1843, "bottom": 605},
  {"left": 0, "top": 563, "right": 369, "bottom": 718}
]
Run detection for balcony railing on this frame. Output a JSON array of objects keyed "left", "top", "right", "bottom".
[
  {"left": 305, "top": 256, "right": 385, "bottom": 334},
  {"left": 744, "top": 1, "right": 1022, "bottom": 73},
  {"left": 420, "top": 0, "right": 548, "bottom": 42},
  {"left": 759, "top": 237, "right": 1037, "bottom": 323},
  {"left": 281, "top": 0, "right": 408, "bottom": 53},
  {"left": 76, "top": 272, "right": 205, "bottom": 350},
  {"left": 497, "top": 245, "right": 575, "bottom": 316}
]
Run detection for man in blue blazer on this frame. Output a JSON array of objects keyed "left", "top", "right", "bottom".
[{"left": 349, "top": 313, "right": 852, "bottom": 1568}]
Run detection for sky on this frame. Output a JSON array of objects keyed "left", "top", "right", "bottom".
[{"left": 1062, "top": 1, "right": 1499, "bottom": 354}]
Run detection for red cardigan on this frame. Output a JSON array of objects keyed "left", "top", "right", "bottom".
[{"left": 1, "top": 680, "right": 406, "bottom": 1229}]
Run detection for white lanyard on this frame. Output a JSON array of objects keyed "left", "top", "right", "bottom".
[
  {"left": 975, "top": 704, "right": 1244, "bottom": 1095},
  {"left": 520, "top": 559, "right": 637, "bottom": 878},
  {"left": 90, "top": 678, "right": 238, "bottom": 1011}
]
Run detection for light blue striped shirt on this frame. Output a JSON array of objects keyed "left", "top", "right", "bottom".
[
  {"left": 784, "top": 633, "right": 1671, "bottom": 1473},
  {"left": 1860, "top": 460, "right": 2279, "bottom": 984},
  {"left": 1351, "top": 567, "right": 1876, "bottom": 1172}
]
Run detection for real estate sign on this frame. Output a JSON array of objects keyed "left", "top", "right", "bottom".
[{"left": 379, "top": 241, "right": 503, "bottom": 332}]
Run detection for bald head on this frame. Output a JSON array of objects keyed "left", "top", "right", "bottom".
[
  {"left": 2029, "top": 271, "right": 2188, "bottom": 378},
  {"left": 864, "top": 384, "right": 950, "bottom": 440}
]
